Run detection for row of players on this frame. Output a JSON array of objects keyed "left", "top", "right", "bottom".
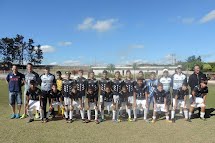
[{"left": 25, "top": 68, "right": 208, "bottom": 124}]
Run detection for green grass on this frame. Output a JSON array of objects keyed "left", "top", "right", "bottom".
[{"left": 0, "top": 80, "right": 215, "bottom": 143}]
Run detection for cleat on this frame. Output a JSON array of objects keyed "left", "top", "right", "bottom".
[
  {"left": 10, "top": 114, "right": 16, "bottom": 119},
  {"left": 144, "top": 119, "right": 150, "bottom": 123},
  {"left": 112, "top": 119, "right": 118, "bottom": 123},
  {"left": 171, "top": 118, "right": 175, "bottom": 123},
  {"left": 128, "top": 118, "right": 132, "bottom": 122},
  {"left": 133, "top": 118, "right": 137, "bottom": 122},
  {"left": 99, "top": 118, "right": 105, "bottom": 122},
  {"left": 20, "top": 114, "right": 28, "bottom": 119},
  {"left": 35, "top": 113, "right": 40, "bottom": 119},
  {"left": 185, "top": 119, "right": 192, "bottom": 122},
  {"left": 95, "top": 120, "right": 100, "bottom": 124},
  {"left": 82, "top": 119, "right": 86, "bottom": 123},
  {"left": 15, "top": 114, "right": 20, "bottom": 119},
  {"left": 200, "top": 117, "right": 206, "bottom": 121},
  {"left": 117, "top": 119, "right": 122, "bottom": 122},
  {"left": 27, "top": 119, "right": 34, "bottom": 123},
  {"left": 85, "top": 119, "right": 90, "bottom": 123},
  {"left": 166, "top": 120, "right": 172, "bottom": 123},
  {"left": 44, "top": 118, "right": 49, "bottom": 123},
  {"left": 41, "top": 119, "right": 44, "bottom": 123},
  {"left": 67, "top": 119, "right": 73, "bottom": 123},
  {"left": 151, "top": 119, "right": 156, "bottom": 123}
]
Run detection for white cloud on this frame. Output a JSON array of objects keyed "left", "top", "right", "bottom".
[
  {"left": 129, "top": 44, "right": 144, "bottom": 49},
  {"left": 77, "top": 17, "right": 118, "bottom": 32},
  {"left": 58, "top": 41, "right": 72, "bottom": 46},
  {"left": 63, "top": 60, "right": 81, "bottom": 66},
  {"left": 200, "top": 9, "right": 215, "bottom": 23},
  {"left": 40, "top": 45, "right": 55, "bottom": 53},
  {"left": 181, "top": 17, "right": 195, "bottom": 24},
  {"left": 49, "top": 62, "right": 58, "bottom": 65}
]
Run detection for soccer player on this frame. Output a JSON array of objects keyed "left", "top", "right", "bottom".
[
  {"left": 6, "top": 65, "right": 25, "bottom": 119},
  {"left": 46, "top": 84, "right": 63, "bottom": 121},
  {"left": 133, "top": 78, "right": 149, "bottom": 122},
  {"left": 62, "top": 71, "right": 76, "bottom": 123},
  {"left": 136, "top": 71, "right": 146, "bottom": 86},
  {"left": 26, "top": 80, "right": 41, "bottom": 123},
  {"left": 159, "top": 69, "right": 172, "bottom": 117},
  {"left": 21, "top": 63, "right": 40, "bottom": 119},
  {"left": 124, "top": 70, "right": 135, "bottom": 121},
  {"left": 99, "top": 70, "right": 111, "bottom": 121},
  {"left": 120, "top": 85, "right": 131, "bottom": 121},
  {"left": 56, "top": 71, "right": 64, "bottom": 116},
  {"left": 171, "top": 83, "right": 189, "bottom": 123},
  {"left": 40, "top": 66, "right": 56, "bottom": 122},
  {"left": 171, "top": 65, "right": 187, "bottom": 115},
  {"left": 146, "top": 72, "right": 158, "bottom": 114},
  {"left": 86, "top": 87, "right": 99, "bottom": 124},
  {"left": 76, "top": 69, "right": 87, "bottom": 122},
  {"left": 152, "top": 83, "right": 171, "bottom": 123},
  {"left": 189, "top": 77, "right": 208, "bottom": 121},
  {"left": 111, "top": 71, "right": 124, "bottom": 122}
]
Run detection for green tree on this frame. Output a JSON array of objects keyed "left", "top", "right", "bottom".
[
  {"left": 106, "top": 64, "right": 115, "bottom": 73},
  {"left": 203, "top": 63, "right": 212, "bottom": 72}
]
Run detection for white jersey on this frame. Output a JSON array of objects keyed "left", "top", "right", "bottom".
[
  {"left": 171, "top": 73, "right": 187, "bottom": 90},
  {"left": 40, "top": 73, "right": 56, "bottom": 91},
  {"left": 159, "top": 77, "right": 172, "bottom": 92}
]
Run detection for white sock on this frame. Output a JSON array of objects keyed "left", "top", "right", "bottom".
[
  {"left": 127, "top": 108, "right": 131, "bottom": 118},
  {"left": 46, "top": 111, "right": 51, "bottom": 119},
  {"left": 107, "top": 106, "right": 110, "bottom": 114},
  {"left": 200, "top": 112, "right": 205, "bottom": 118},
  {"left": 166, "top": 115, "right": 169, "bottom": 120},
  {"left": 144, "top": 108, "right": 148, "bottom": 120},
  {"left": 116, "top": 110, "right": 119, "bottom": 119},
  {"left": 28, "top": 110, "right": 33, "bottom": 119},
  {"left": 80, "top": 109, "right": 85, "bottom": 119},
  {"left": 184, "top": 110, "right": 188, "bottom": 119},
  {"left": 152, "top": 116, "right": 156, "bottom": 120},
  {"left": 95, "top": 110, "right": 98, "bottom": 120},
  {"left": 189, "top": 112, "right": 192, "bottom": 119},
  {"left": 101, "top": 110, "right": 104, "bottom": 120},
  {"left": 64, "top": 111, "right": 68, "bottom": 119},
  {"left": 40, "top": 110, "right": 44, "bottom": 119},
  {"left": 133, "top": 109, "right": 137, "bottom": 119},
  {"left": 179, "top": 109, "right": 183, "bottom": 114},
  {"left": 171, "top": 110, "right": 175, "bottom": 119},
  {"left": 113, "top": 110, "right": 116, "bottom": 120},
  {"left": 87, "top": 110, "right": 91, "bottom": 120},
  {"left": 69, "top": 110, "right": 73, "bottom": 120}
]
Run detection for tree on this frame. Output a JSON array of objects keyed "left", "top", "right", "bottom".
[
  {"left": 203, "top": 63, "right": 212, "bottom": 72},
  {"left": 0, "top": 35, "right": 43, "bottom": 65},
  {"left": 185, "top": 55, "right": 203, "bottom": 70},
  {"left": 106, "top": 64, "right": 115, "bottom": 73},
  {"left": 132, "top": 62, "right": 138, "bottom": 79}
]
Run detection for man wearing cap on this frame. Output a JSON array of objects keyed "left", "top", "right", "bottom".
[
  {"left": 189, "top": 77, "right": 208, "bottom": 121},
  {"left": 171, "top": 65, "right": 187, "bottom": 115},
  {"left": 159, "top": 69, "right": 172, "bottom": 119},
  {"left": 40, "top": 66, "right": 56, "bottom": 122}
]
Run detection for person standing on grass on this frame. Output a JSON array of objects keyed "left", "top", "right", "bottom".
[
  {"left": 21, "top": 63, "right": 40, "bottom": 119},
  {"left": 6, "top": 65, "right": 25, "bottom": 119}
]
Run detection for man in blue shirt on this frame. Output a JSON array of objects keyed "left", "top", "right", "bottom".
[{"left": 6, "top": 65, "right": 25, "bottom": 119}]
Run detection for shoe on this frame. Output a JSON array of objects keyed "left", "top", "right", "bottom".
[
  {"left": 41, "top": 119, "right": 44, "bottom": 123},
  {"left": 15, "top": 114, "right": 20, "bottom": 119},
  {"left": 133, "top": 118, "right": 137, "bottom": 122},
  {"left": 185, "top": 119, "right": 192, "bottom": 122},
  {"left": 171, "top": 118, "right": 175, "bottom": 123},
  {"left": 20, "top": 114, "right": 28, "bottom": 119},
  {"left": 35, "top": 113, "right": 40, "bottom": 119},
  {"left": 85, "top": 119, "right": 90, "bottom": 123},
  {"left": 117, "top": 118, "right": 122, "bottom": 122},
  {"left": 95, "top": 120, "right": 100, "bottom": 124},
  {"left": 166, "top": 120, "right": 172, "bottom": 123},
  {"left": 151, "top": 119, "right": 156, "bottom": 123},
  {"left": 200, "top": 117, "right": 206, "bottom": 121},
  {"left": 27, "top": 119, "right": 34, "bottom": 123},
  {"left": 144, "top": 119, "right": 150, "bottom": 123},
  {"left": 112, "top": 119, "right": 118, "bottom": 123},
  {"left": 10, "top": 114, "right": 16, "bottom": 119},
  {"left": 67, "top": 119, "right": 73, "bottom": 123},
  {"left": 44, "top": 118, "right": 49, "bottom": 123},
  {"left": 82, "top": 119, "right": 86, "bottom": 123},
  {"left": 99, "top": 118, "right": 105, "bottom": 122},
  {"left": 128, "top": 118, "right": 132, "bottom": 122}
]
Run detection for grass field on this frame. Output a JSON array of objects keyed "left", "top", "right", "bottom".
[{"left": 0, "top": 80, "right": 215, "bottom": 143}]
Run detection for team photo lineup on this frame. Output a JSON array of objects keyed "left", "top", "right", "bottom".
[{"left": 6, "top": 63, "right": 209, "bottom": 124}]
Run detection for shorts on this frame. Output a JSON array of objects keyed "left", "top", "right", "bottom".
[
  {"left": 154, "top": 104, "right": 167, "bottom": 112},
  {"left": 136, "top": 99, "right": 147, "bottom": 109},
  {"left": 190, "top": 95, "right": 206, "bottom": 108},
  {"left": 28, "top": 100, "right": 40, "bottom": 111},
  {"left": 127, "top": 96, "right": 133, "bottom": 104},
  {"left": 113, "top": 94, "right": 120, "bottom": 104},
  {"left": 172, "top": 89, "right": 178, "bottom": 98},
  {"left": 89, "top": 102, "right": 98, "bottom": 110},
  {"left": 73, "top": 100, "right": 81, "bottom": 108},
  {"left": 172, "top": 99, "right": 186, "bottom": 110},
  {"left": 51, "top": 102, "right": 62, "bottom": 108},
  {"left": 64, "top": 97, "right": 72, "bottom": 106},
  {"left": 9, "top": 91, "right": 22, "bottom": 105}
]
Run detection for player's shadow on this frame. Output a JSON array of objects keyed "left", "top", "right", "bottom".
[{"left": 192, "top": 108, "right": 215, "bottom": 119}]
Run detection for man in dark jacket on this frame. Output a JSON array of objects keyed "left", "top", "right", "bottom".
[{"left": 188, "top": 65, "right": 207, "bottom": 91}]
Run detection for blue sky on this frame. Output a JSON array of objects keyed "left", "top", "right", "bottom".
[{"left": 0, "top": 0, "right": 215, "bottom": 66}]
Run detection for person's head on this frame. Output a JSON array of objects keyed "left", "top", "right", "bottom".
[
  {"left": 157, "top": 83, "right": 163, "bottom": 92},
  {"left": 150, "top": 72, "right": 156, "bottom": 80},
  {"left": 138, "top": 71, "right": 144, "bottom": 78},
  {"left": 115, "top": 71, "right": 120, "bottom": 79},
  {"left": 56, "top": 71, "right": 62, "bottom": 79},
  {"left": 12, "top": 65, "right": 18, "bottom": 73},
  {"left": 137, "top": 78, "right": 143, "bottom": 86},
  {"left": 88, "top": 87, "right": 94, "bottom": 95},
  {"left": 52, "top": 83, "right": 57, "bottom": 92},
  {"left": 194, "top": 65, "right": 200, "bottom": 74},
  {"left": 65, "top": 71, "right": 71, "bottom": 80},
  {"left": 105, "top": 85, "right": 111, "bottom": 93},
  {"left": 102, "top": 70, "right": 108, "bottom": 78},
  {"left": 163, "top": 69, "right": 169, "bottom": 77},
  {"left": 121, "top": 85, "right": 128, "bottom": 93},
  {"left": 29, "top": 80, "right": 36, "bottom": 90},
  {"left": 26, "top": 63, "right": 33, "bottom": 73},
  {"left": 200, "top": 77, "right": 208, "bottom": 88},
  {"left": 182, "top": 82, "right": 188, "bottom": 91},
  {"left": 78, "top": 69, "right": 84, "bottom": 77},
  {"left": 126, "top": 70, "right": 132, "bottom": 79},
  {"left": 88, "top": 71, "right": 94, "bottom": 79},
  {"left": 44, "top": 66, "right": 50, "bottom": 75},
  {"left": 176, "top": 65, "right": 182, "bottom": 74}
]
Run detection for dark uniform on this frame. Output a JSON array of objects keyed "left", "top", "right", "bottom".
[
  {"left": 50, "top": 90, "right": 62, "bottom": 102},
  {"left": 99, "top": 78, "right": 111, "bottom": 96},
  {"left": 87, "top": 78, "right": 99, "bottom": 96},
  {"left": 26, "top": 87, "right": 41, "bottom": 101},
  {"left": 76, "top": 77, "right": 87, "bottom": 98},
  {"left": 176, "top": 88, "right": 189, "bottom": 100},
  {"left": 134, "top": 85, "right": 148, "bottom": 100},
  {"left": 153, "top": 89, "right": 167, "bottom": 104},
  {"left": 193, "top": 85, "right": 208, "bottom": 98},
  {"left": 124, "top": 79, "right": 135, "bottom": 96},
  {"left": 62, "top": 79, "right": 76, "bottom": 98}
]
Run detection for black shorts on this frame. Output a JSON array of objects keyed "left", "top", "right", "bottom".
[{"left": 172, "top": 89, "right": 178, "bottom": 98}]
